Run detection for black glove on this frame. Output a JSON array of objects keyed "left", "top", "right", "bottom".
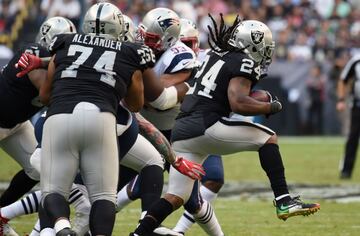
[{"left": 266, "top": 94, "right": 282, "bottom": 118}]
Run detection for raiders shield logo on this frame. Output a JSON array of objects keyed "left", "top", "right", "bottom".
[
  {"left": 41, "top": 24, "right": 51, "bottom": 36},
  {"left": 251, "top": 30, "right": 264, "bottom": 44}
]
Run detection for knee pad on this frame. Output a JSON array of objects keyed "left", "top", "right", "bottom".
[
  {"left": 184, "top": 181, "right": 202, "bottom": 214},
  {"left": 201, "top": 155, "right": 224, "bottom": 184}
]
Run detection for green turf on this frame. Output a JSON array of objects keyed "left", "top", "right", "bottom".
[{"left": 1, "top": 136, "right": 360, "bottom": 235}]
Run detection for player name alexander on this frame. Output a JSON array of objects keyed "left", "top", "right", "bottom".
[{"left": 72, "top": 34, "right": 122, "bottom": 50}]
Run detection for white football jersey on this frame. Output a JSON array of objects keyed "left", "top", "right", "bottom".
[{"left": 141, "top": 41, "right": 198, "bottom": 131}]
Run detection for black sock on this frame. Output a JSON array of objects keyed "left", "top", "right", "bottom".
[
  {"left": 135, "top": 198, "right": 173, "bottom": 235},
  {"left": 43, "top": 193, "right": 70, "bottom": 223},
  {"left": 0, "top": 169, "right": 38, "bottom": 206},
  {"left": 39, "top": 203, "right": 54, "bottom": 229},
  {"left": 90, "top": 200, "right": 116, "bottom": 236},
  {"left": 139, "top": 165, "right": 164, "bottom": 211},
  {"left": 259, "top": 144, "right": 289, "bottom": 199}
]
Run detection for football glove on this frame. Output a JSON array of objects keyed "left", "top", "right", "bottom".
[
  {"left": 15, "top": 53, "right": 42, "bottom": 78},
  {"left": 266, "top": 92, "right": 282, "bottom": 118},
  {"left": 173, "top": 157, "right": 205, "bottom": 180}
]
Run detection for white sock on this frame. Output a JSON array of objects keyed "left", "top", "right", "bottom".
[
  {"left": 173, "top": 210, "right": 195, "bottom": 233},
  {"left": 173, "top": 186, "right": 219, "bottom": 234},
  {"left": 140, "top": 211, "right": 147, "bottom": 220},
  {"left": 275, "top": 194, "right": 290, "bottom": 201},
  {"left": 116, "top": 184, "right": 133, "bottom": 212},
  {"left": 54, "top": 218, "right": 71, "bottom": 233},
  {"left": 1, "top": 190, "right": 41, "bottom": 219},
  {"left": 193, "top": 201, "right": 224, "bottom": 236},
  {"left": 39, "top": 228, "right": 55, "bottom": 236},
  {"left": 29, "top": 219, "right": 41, "bottom": 236},
  {"left": 200, "top": 186, "right": 218, "bottom": 203}
]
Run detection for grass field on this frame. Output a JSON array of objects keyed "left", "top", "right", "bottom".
[{"left": 1, "top": 136, "right": 360, "bottom": 235}]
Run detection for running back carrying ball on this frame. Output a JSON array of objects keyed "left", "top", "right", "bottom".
[{"left": 249, "top": 89, "right": 271, "bottom": 102}]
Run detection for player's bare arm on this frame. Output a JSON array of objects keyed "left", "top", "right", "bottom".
[
  {"left": 336, "top": 78, "right": 349, "bottom": 112},
  {"left": 39, "top": 55, "right": 55, "bottom": 105},
  {"left": 124, "top": 70, "right": 144, "bottom": 112},
  {"left": 160, "top": 70, "right": 192, "bottom": 87},
  {"left": 142, "top": 68, "right": 188, "bottom": 110},
  {"left": 228, "top": 76, "right": 272, "bottom": 115},
  {"left": 135, "top": 112, "right": 176, "bottom": 164}
]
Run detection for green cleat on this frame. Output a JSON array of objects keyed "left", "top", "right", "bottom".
[{"left": 274, "top": 196, "right": 320, "bottom": 221}]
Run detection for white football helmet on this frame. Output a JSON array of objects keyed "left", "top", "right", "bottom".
[
  {"left": 37, "top": 16, "right": 76, "bottom": 47},
  {"left": 179, "top": 18, "right": 200, "bottom": 53},
  {"left": 138, "top": 8, "right": 180, "bottom": 52},
  {"left": 228, "top": 20, "right": 275, "bottom": 64},
  {"left": 82, "top": 2, "right": 124, "bottom": 40},
  {"left": 122, "top": 15, "right": 136, "bottom": 42}
]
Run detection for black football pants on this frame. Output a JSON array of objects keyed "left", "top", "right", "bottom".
[{"left": 340, "top": 106, "right": 360, "bottom": 176}]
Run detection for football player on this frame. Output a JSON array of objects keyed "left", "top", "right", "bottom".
[
  {"left": 0, "top": 16, "right": 76, "bottom": 236},
  {"left": 172, "top": 18, "right": 225, "bottom": 235},
  {"left": 131, "top": 15, "right": 320, "bottom": 236},
  {"left": 112, "top": 8, "right": 224, "bottom": 236}
]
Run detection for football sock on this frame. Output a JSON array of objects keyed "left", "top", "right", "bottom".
[
  {"left": 139, "top": 165, "right": 164, "bottom": 211},
  {"left": 200, "top": 185, "right": 218, "bottom": 203},
  {"left": 0, "top": 190, "right": 41, "bottom": 219},
  {"left": 173, "top": 210, "right": 195, "bottom": 234},
  {"left": 259, "top": 143, "right": 290, "bottom": 199},
  {"left": 39, "top": 228, "right": 55, "bottom": 236},
  {"left": 116, "top": 184, "right": 133, "bottom": 212},
  {"left": 38, "top": 204, "right": 53, "bottom": 230},
  {"left": 89, "top": 200, "right": 116, "bottom": 236},
  {"left": 0, "top": 169, "right": 39, "bottom": 207},
  {"left": 54, "top": 219, "right": 71, "bottom": 233},
  {"left": 42, "top": 193, "right": 70, "bottom": 228},
  {"left": 29, "top": 219, "right": 41, "bottom": 236},
  {"left": 193, "top": 201, "right": 224, "bottom": 236},
  {"left": 173, "top": 186, "right": 218, "bottom": 233},
  {"left": 134, "top": 198, "right": 173, "bottom": 235}
]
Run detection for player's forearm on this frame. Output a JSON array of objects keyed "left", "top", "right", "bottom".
[
  {"left": 231, "top": 95, "right": 271, "bottom": 116},
  {"left": 337, "top": 80, "right": 346, "bottom": 101},
  {"left": 135, "top": 113, "right": 176, "bottom": 164},
  {"left": 40, "top": 57, "right": 51, "bottom": 68}
]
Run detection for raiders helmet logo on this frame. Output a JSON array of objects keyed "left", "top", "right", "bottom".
[
  {"left": 158, "top": 18, "right": 179, "bottom": 32},
  {"left": 251, "top": 30, "right": 264, "bottom": 44},
  {"left": 41, "top": 24, "right": 51, "bottom": 36}
]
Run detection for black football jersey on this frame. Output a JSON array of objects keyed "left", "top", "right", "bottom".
[
  {"left": 0, "top": 43, "right": 50, "bottom": 128},
  {"left": 172, "top": 50, "right": 260, "bottom": 141},
  {"left": 46, "top": 33, "right": 155, "bottom": 117}
]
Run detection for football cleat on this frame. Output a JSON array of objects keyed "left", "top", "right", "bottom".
[
  {"left": 274, "top": 195, "right": 320, "bottom": 221},
  {"left": 152, "top": 225, "right": 184, "bottom": 236},
  {"left": 0, "top": 215, "right": 18, "bottom": 236}
]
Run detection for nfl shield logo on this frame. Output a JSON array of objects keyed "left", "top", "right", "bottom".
[{"left": 251, "top": 30, "right": 264, "bottom": 44}]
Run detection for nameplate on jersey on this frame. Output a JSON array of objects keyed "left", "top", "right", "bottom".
[{"left": 72, "top": 34, "right": 122, "bottom": 51}]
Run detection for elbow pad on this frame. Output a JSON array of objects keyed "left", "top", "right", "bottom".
[{"left": 149, "top": 86, "right": 178, "bottom": 110}]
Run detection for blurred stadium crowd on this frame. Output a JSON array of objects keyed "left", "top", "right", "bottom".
[{"left": 1, "top": 0, "right": 360, "bottom": 135}]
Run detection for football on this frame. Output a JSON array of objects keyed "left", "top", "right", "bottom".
[{"left": 249, "top": 89, "right": 271, "bottom": 102}]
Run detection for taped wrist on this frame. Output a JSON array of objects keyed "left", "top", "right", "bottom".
[{"left": 149, "top": 86, "right": 178, "bottom": 110}]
